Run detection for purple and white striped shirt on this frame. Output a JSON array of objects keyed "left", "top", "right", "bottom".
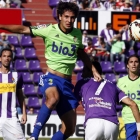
[
  {"left": 0, "top": 70, "right": 23, "bottom": 118},
  {"left": 104, "top": 1, "right": 113, "bottom": 10},
  {"left": 100, "top": 28, "right": 116, "bottom": 42},
  {"left": 122, "top": 30, "right": 129, "bottom": 41}
]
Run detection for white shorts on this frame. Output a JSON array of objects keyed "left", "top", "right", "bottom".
[
  {"left": 85, "top": 118, "right": 119, "bottom": 140},
  {"left": 0, "top": 117, "right": 26, "bottom": 140}
]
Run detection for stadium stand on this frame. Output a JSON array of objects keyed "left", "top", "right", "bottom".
[
  {"left": 15, "top": 47, "right": 24, "bottom": 58},
  {"left": 105, "top": 73, "right": 117, "bottom": 84},
  {"left": 24, "top": 47, "right": 37, "bottom": 59},
  {"left": 100, "top": 61, "right": 113, "bottom": 73},
  {"left": 27, "top": 97, "right": 41, "bottom": 108},
  {"left": 24, "top": 84, "right": 37, "bottom": 97}
]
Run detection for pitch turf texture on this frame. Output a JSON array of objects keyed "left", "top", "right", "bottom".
[{"left": 0, "top": 138, "right": 125, "bottom": 140}]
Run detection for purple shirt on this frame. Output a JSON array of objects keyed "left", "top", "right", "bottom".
[
  {"left": 74, "top": 78, "right": 127, "bottom": 126},
  {"left": 100, "top": 28, "right": 116, "bottom": 42}
]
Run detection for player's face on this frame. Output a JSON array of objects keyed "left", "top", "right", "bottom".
[
  {"left": 127, "top": 57, "right": 140, "bottom": 73},
  {"left": 0, "top": 51, "right": 12, "bottom": 67},
  {"left": 59, "top": 10, "right": 76, "bottom": 32}
]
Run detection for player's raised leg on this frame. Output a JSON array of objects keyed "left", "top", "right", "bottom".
[
  {"left": 30, "top": 80, "right": 59, "bottom": 140},
  {"left": 51, "top": 109, "right": 76, "bottom": 140}
]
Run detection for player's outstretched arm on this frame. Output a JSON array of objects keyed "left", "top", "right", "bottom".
[
  {"left": 77, "top": 49, "right": 102, "bottom": 82},
  {"left": 122, "top": 97, "right": 140, "bottom": 139},
  {"left": 0, "top": 25, "right": 30, "bottom": 34},
  {"left": 17, "top": 89, "right": 27, "bottom": 124}
]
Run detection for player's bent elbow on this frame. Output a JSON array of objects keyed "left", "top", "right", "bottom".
[{"left": 130, "top": 101, "right": 137, "bottom": 109}]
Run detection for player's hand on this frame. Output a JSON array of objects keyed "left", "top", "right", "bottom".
[
  {"left": 137, "top": 131, "right": 140, "bottom": 140},
  {"left": 21, "top": 114, "right": 27, "bottom": 124},
  {"left": 92, "top": 67, "right": 102, "bottom": 82}
]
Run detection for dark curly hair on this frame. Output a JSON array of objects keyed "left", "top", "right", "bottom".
[{"left": 57, "top": 1, "right": 79, "bottom": 20}]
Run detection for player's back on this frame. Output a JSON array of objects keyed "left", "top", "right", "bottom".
[
  {"left": 0, "top": 70, "right": 22, "bottom": 118},
  {"left": 74, "top": 78, "right": 126, "bottom": 125}
]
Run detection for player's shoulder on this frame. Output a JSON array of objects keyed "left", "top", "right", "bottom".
[
  {"left": 104, "top": 79, "right": 116, "bottom": 86},
  {"left": 118, "top": 75, "right": 128, "bottom": 82},
  {"left": 75, "top": 78, "right": 91, "bottom": 88},
  {"left": 72, "top": 27, "right": 82, "bottom": 36}
]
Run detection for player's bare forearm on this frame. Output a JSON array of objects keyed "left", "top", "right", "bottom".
[
  {"left": 0, "top": 25, "right": 30, "bottom": 34},
  {"left": 122, "top": 97, "right": 140, "bottom": 123},
  {"left": 17, "top": 89, "right": 27, "bottom": 115}
]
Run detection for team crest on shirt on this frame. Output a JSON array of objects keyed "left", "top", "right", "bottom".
[
  {"left": 73, "top": 36, "right": 77, "bottom": 43},
  {"left": 12, "top": 77, "right": 16, "bottom": 83},
  {"left": 48, "top": 79, "right": 53, "bottom": 85}
]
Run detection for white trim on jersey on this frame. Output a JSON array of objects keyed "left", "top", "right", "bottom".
[
  {"left": 1, "top": 73, "right": 8, "bottom": 118},
  {"left": 119, "top": 96, "right": 128, "bottom": 103},
  {"left": 11, "top": 72, "right": 18, "bottom": 117}
]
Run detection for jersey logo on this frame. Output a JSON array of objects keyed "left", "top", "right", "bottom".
[
  {"left": 0, "top": 83, "right": 16, "bottom": 93},
  {"left": 48, "top": 79, "right": 53, "bottom": 85},
  {"left": 55, "top": 34, "right": 59, "bottom": 38},
  {"left": 52, "top": 41, "right": 76, "bottom": 56},
  {"left": 73, "top": 36, "right": 77, "bottom": 43}
]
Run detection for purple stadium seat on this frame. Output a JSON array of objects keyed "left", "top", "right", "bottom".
[
  {"left": 28, "top": 97, "right": 41, "bottom": 108},
  {"left": 136, "top": 42, "right": 140, "bottom": 49},
  {"left": 114, "top": 61, "right": 127, "bottom": 73},
  {"left": 15, "top": 59, "right": 28, "bottom": 71},
  {"left": 7, "top": 35, "right": 19, "bottom": 46},
  {"left": 53, "top": 7, "right": 57, "bottom": 19},
  {"left": 49, "top": 0, "right": 59, "bottom": 7},
  {"left": 10, "top": 62, "right": 14, "bottom": 70},
  {"left": 22, "top": 72, "right": 32, "bottom": 83},
  {"left": 34, "top": 109, "right": 40, "bottom": 114},
  {"left": 129, "top": 49, "right": 135, "bottom": 56},
  {"left": 92, "top": 37, "right": 99, "bottom": 47},
  {"left": 73, "top": 60, "right": 84, "bottom": 72},
  {"left": 37, "top": 86, "right": 43, "bottom": 97},
  {"left": 138, "top": 50, "right": 140, "bottom": 56},
  {"left": 24, "top": 48, "right": 37, "bottom": 59},
  {"left": 33, "top": 72, "right": 43, "bottom": 83},
  {"left": 15, "top": 47, "right": 23, "bottom": 58},
  {"left": 105, "top": 73, "right": 117, "bottom": 84},
  {"left": 119, "top": 73, "right": 128, "bottom": 78},
  {"left": 24, "top": 84, "right": 37, "bottom": 96},
  {"left": 29, "top": 60, "right": 42, "bottom": 71},
  {"left": 77, "top": 72, "right": 82, "bottom": 81},
  {"left": 20, "top": 36, "right": 33, "bottom": 47},
  {"left": 101, "top": 61, "right": 113, "bottom": 73}
]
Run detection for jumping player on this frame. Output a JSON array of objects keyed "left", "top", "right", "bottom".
[
  {"left": 74, "top": 61, "right": 140, "bottom": 140},
  {"left": 0, "top": 48, "right": 27, "bottom": 140},
  {"left": 117, "top": 54, "right": 140, "bottom": 140},
  {"left": 0, "top": 1, "right": 102, "bottom": 140}
]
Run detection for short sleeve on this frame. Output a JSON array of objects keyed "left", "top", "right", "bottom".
[
  {"left": 17, "top": 73, "right": 23, "bottom": 89},
  {"left": 100, "top": 30, "right": 104, "bottom": 37},
  {"left": 29, "top": 24, "right": 52, "bottom": 38},
  {"left": 122, "top": 42, "right": 125, "bottom": 49},
  {"left": 116, "top": 86, "right": 127, "bottom": 103}
]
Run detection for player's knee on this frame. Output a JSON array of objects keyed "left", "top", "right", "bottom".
[{"left": 46, "top": 97, "right": 59, "bottom": 109}]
